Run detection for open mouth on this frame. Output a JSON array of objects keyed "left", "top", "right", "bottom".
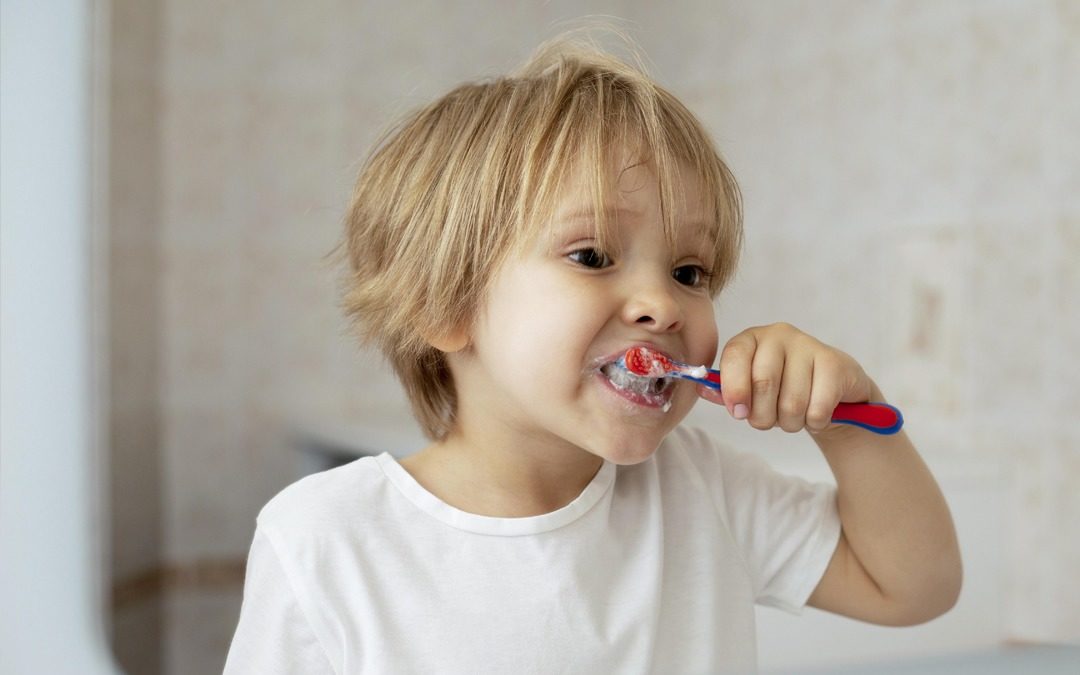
[{"left": 598, "top": 360, "right": 676, "bottom": 409}]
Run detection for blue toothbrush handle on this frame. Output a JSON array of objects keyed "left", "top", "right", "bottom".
[{"left": 672, "top": 369, "right": 722, "bottom": 390}]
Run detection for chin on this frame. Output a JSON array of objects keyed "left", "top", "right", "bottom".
[
  {"left": 597, "top": 436, "right": 666, "bottom": 466},
  {"left": 576, "top": 392, "right": 694, "bottom": 465}
]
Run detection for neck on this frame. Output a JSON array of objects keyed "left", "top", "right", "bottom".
[{"left": 403, "top": 415, "right": 605, "bottom": 518}]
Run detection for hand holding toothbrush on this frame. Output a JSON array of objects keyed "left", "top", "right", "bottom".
[{"left": 624, "top": 323, "right": 902, "bottom": 435}]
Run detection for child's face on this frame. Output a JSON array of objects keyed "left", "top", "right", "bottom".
[{"left": 453, "top": 160, "right": 720, "bottom": 465}]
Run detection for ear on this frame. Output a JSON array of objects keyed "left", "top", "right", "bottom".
[{"left": 425, "top": 324, "right": 470, "bottom": 353}]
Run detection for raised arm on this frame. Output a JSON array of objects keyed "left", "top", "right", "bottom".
[{"left": 700, "top": 323, "right": 962, "bottom": 625}]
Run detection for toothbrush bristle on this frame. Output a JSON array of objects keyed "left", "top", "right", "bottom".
[{"left": 624, "top": 346, "right": 674, "bottom": 377}]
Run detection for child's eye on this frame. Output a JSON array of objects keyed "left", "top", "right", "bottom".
[
  {"left": 568, "top": 247, "right": 613, "bottom": 270},
  {"left": 672, "top": 264, "right": 713, "bottom": 288}
]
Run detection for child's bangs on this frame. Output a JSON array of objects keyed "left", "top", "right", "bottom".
[
  {"left": 516, "top": 67, "right": 742, "bottom": 295},
  {"left": 655, "top": 101, "right": 744, "bottom": 295}
]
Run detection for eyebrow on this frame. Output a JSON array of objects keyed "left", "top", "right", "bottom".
[
  {"left": 555, "top": 206, "right": 640, "bottom": 222},
  {"left": 553, "top": 205, "right": 717, "bottom": 246}
]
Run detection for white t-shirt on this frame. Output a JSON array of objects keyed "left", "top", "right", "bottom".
[{"left": 224, "top": 426, "right": 840, "bottom": 674}]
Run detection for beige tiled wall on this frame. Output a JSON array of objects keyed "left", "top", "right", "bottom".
[
  {"left": 108, "top": 1, "right": 1079, "bottom": 672},
  {"left": 662, "top": 0, "right": 1079, "bottom": 646}
]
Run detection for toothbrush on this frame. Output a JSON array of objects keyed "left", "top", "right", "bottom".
[{"left": 619, "top": 346, "right": 904, "bottom": 435}]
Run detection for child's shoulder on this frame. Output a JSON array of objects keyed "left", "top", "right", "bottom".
[
  {"left": 661, "top": 424, "right": 739, "bottom": 469},
  {"left": 255, "top": 454, "right": 386, "bottom": 538},
  {"left": 658, "top": 425, "right": 781, "bottom": 489}
]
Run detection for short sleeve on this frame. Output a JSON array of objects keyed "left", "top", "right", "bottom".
[
  {"left": 224, "top": 527, "right": 335, "bottom": 674},
  {"left": 680, "top": 427, "right": 841, "bottom": 614}
]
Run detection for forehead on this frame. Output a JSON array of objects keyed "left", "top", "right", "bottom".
[{"left": 544, "top": 159, "right": 712, "bottom": 242}]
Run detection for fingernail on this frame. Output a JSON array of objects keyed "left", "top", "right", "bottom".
[{"left": 733, "top": 404, "right": 749, "bottom": 420}]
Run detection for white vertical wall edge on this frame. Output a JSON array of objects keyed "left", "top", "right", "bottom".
[{"left": 0, "top": 0, "right": 121, "bottom": 672}]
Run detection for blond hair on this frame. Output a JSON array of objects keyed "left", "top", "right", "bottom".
[{"left": 332, "top": 33, "right": 743, "bottom": 440}]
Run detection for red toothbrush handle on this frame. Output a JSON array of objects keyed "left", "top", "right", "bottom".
[
  {"left": 830, "top": 402, "right": 904, "bottom": 435},
  {"left": 692, "top": 365, "right": 901, "bottom": 435},
  {"left": 685, "top": 356, "right": 903, "bottom": 435}
]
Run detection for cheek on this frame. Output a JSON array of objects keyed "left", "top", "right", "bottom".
[
  {"left": 703, "top": 328, "right": 719, "bottom": 365},
  {"left": 688, "top": 303, "right": 719, "bottom": 365},
  {"left": 478, "top": 271, "right": 588, "bottom": 371},
  {"left": 514, "top": 290, "right": 601, "bottom": 368}
]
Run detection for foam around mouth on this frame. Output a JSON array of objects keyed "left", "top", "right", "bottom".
[{"left": 600, "top": 362, "right": 674, "bottom": 396}]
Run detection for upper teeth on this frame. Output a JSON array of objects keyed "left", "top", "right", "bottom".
[{"left": 601, "top": 363, "right": 671, "bottom": 395}]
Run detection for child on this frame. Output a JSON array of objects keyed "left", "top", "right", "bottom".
[{"left": 225, "top": 34, "right": 961, "bottom": 674}]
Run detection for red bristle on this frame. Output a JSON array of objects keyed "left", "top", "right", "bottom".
[{"left": 625, "top": 346, "right": 673, "bottom": 376}]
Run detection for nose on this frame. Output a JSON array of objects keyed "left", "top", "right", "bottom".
[{"left": 621, "top": 275, "right": 683, "bottom": 333}]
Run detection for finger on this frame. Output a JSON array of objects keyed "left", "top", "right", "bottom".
[
  {"left": 697, "top": 384, "right": 726, "bottom": 406},
  {"left": 777, "top": 352, "right": 813, "bottom": 433},
  {"left": 717, "top": 331, "right": 757, "bottom": 419},
  {"left": 806, "top": 353, "right": 843, "bottom": 433},
  {"left": 748, "top": 339, "right": 785, "bottom": 431}
]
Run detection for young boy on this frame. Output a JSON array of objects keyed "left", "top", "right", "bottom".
[{"left": 225, "top": 36, "right": 961, "bottom": 673}]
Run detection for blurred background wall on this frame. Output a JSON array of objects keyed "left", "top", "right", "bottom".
[{"left": 103, "top": 1, "right": 1079, "bottom": 673}]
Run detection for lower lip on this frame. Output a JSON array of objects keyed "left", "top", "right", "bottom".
[{"left": 594, "top": 371, "right": 673, "bottom": 410}]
